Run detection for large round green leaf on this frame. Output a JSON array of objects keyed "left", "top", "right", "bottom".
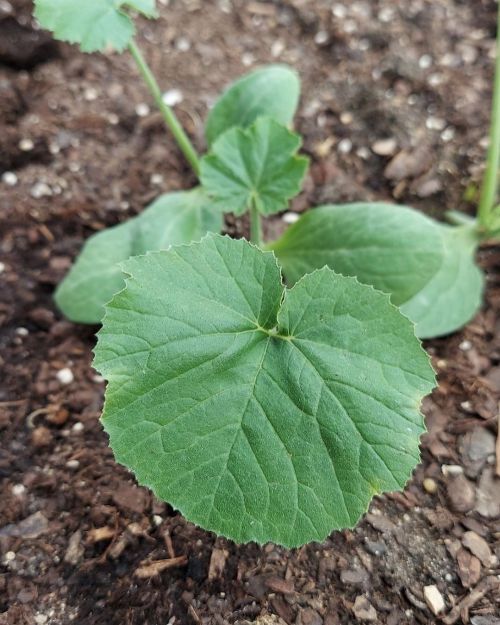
[
  {"left": 205, "top": 65, "right": 300, "bottom": 146},
  {"left": 270, "top": 203, "right": 444, "bottom": 306},
  {"left": 55, "top": 189, "right": 222, "bottom": 324},
  {"left": 34, "top": 0, "right": 157, "bottom": 53},
  {"left": 201, "top": 117, "right": 309, "bottom": 216},
  {"left": 94, "top": 234, "right": 435, "bottom": 547},
  {"left": 401, "top": 225, "right": 483, "bottom": 338}
]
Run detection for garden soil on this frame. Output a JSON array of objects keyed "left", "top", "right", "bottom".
[{"left": 1, "top": 1, "right": 500, "bottom": 624}]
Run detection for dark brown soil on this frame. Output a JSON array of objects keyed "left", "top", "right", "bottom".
[{"left": 1, "top": 1, "right": 500, "bottom": 624}]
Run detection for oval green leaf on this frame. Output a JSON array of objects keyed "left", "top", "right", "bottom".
[
  {"left": 270, "top": 203, "right": 444, "bottom": 306},
  {"left": 205, "top": 65, "right": 301, "bottom": 146},
  {"left": 201, "top": 117, "right": 309, "bottom": 216},
  {"left": 34, "top": 0, "right": 157, "bottom": 53},
  {"left": 400, "top": 225, "right": 483, "bottom": 338},
  {"left": 94, "top": 234, "right": 435, "bottom": 547},
  {"left": 55, "top": 189, "right": 222, "bottom": 324}
]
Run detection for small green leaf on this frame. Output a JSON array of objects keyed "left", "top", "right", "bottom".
[
  {"left": 205, "top": 65, "right": 300, "bottom": 145},
  {"left": 201, "top": 117, "right": 309, "bottom": 216},
  {"left": 270, "top": 203, "right": 444, "bottom": 305},
  {"left": 95, "top": 234, "right": 435, "bottom": 547},
  {"left": 34, "top": 0, "right": 157, "bottom": 53},
  {"left": 55, "top": 189, "right": 222, "bottom": 324},
  {"left": 401, "top": 225, "right": 483, "bottom": 338}
]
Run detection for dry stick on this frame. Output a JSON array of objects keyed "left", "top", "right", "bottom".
[
  {"left": 496, "top": 401, "right": 500, "bottom": 477},
  {"left": 442, "top": 576, "right": 500, "bottom": 625}
]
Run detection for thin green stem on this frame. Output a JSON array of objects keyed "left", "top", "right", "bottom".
[
  {"left": 250, "top": 201, "right": 262, "bottom": 247},
  {"left": 128, "top": 39, "right": 200, "bottom": 177},
  {"left": 478, "top": 1, "right": 500, "bottom": 229}
]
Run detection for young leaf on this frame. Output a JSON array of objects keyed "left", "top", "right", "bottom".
[
  {"left": 205, "top": 65, "right": 300, "bottom": 145},
  {"left": 55, "top": 189, "right": 222, "bottom": 324},
  {"left": 34, "top": 0, "right": 157, "bottom": 53},
  {"left": 200, "top": 117, "right": 309, "bottom": 216},
  {"left": 94, "top": 234, "right": 435, "bottom": 547},
  {"left": 270, "top": 203, "right": 444, "bottom": 305},
  {"left": 400, "top": 225, "right": 483, "bottom": 338}
]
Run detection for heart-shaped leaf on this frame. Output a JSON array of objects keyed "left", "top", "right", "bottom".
[
  {"left": 94, "top": 234, "right": 435, "bottom": 547},
  {"left": 201, "top": 117, "right": 309, "bottom": 216},
  {"left": 400, "top": 225, "right": 483, "bottom": 338},
  {"left": 205, "top": 65, "right": 301, "bottom": 145},
  {"left": 55, "top": 189, "right": 222, "bottom": 324},
  {"left": 34, "top": 0, "right": 157, "bottom": 53},
  {"left": 270, "top": 203, "right": 444, "bottom": 306}
]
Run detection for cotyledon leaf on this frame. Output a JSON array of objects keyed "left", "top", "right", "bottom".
[
  {"left": 94, "top": 234, "right": 435, "bottom": 547},
  {"left": 34, "top": 0, "right": 157, "bottom": 53},
  {"left": 205, "top": 64, "right": 301, "bottom": 145},
  {"left": 55, "top": 189, "right": 222, "bottom": 324},
  {"left": 400, "top": 225, "right": 484, "bottom": 339},
  {"left": 201, "top": 117, "right": 309, "bottom": 216},
  {"left": 269, "top": 203, "right": 444, "bottom": 306}
]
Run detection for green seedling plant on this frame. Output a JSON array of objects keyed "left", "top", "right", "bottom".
[{"left": 33, "top": 0, "right": 498, "bottom": 546}]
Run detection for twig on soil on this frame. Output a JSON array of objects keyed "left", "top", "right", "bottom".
[
  {"left": 496, "top": 402, "right": 500, "bottom": 477},
  {"left": 163, "top": 528, "right": 176, "bottom": 559},
  {"left": 442, "top": 576, "right": 500, "bottom": 625},
  {"left": 134, "top": 555, "right": 188, "bottom": 579}
]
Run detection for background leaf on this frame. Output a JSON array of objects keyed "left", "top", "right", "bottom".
[
  {"left": 400, "top": 225, "right": 483, "bottom": 338},
  {"left": 270, "top": 203, "right": 444, "bottom": 305},
  {"left": 95, "top": 234, "right": 434, "bottom": 547},
  {"left": 201, "top": 117, "right": 308, "bottom": 216},
  {"left": 34, "top": 0, "right": 157, "bottom": 53},
  {"left": 205, "top": 65, "right": 300, "bottom": 145},
  {"left": 55, "top": 189, "right": 222, "bottom": 324}
]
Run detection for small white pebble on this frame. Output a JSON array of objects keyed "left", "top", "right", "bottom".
[
  {"left": 92, "top": 374, "right": 105, "bottom": 383},
  {"left": 72, "top": 422, "right": 84, "bottom": 433},
  {"left": 372, "top": 137, "right": 397, "bottom": 156},
  {"left": 31, "top": 182, "right": 53, "bottom": 199},
  {"left": 241, "top": 52, "right": 255, "bottom": 67},
  {"left": 2, "top": 171, "right": 18, "bottom": 186},
  {"left": 459, "top": 340, "right": 472, "bottom": 351},
  {"left": 153, "top": 514, "right": 163, "bottom": 527},
  {"left": 12, "top": 484, "right": 26, "bottom": 496},
  {"left": 419, "top": 54, "right": 433, "bottom": 69},
  {"left": 108, "top": 113, "right": 120, "bottom": 125},
  {"left": 441, "top": 127, "right": 455, "bottom": 142},
  {"left": 338, "top": 138, "right": 352, "bottom": 154},
  {"left": 151, "top": 173, "right": 164, "bottom": 185},
  {"left": 135, "top": 103, "right": 150, "bottom": 117},
  {"left": 426, "top": 117, "right": 446, "bottom": 131},
  {"left": 424, "top": 585, "right": 445, "bottom": 616},
  {"left": 332, "top": 4, "right": 347, "bottom": 19},
  {"left": 66, "top": 460, "right": 80, "bottom": 470},
  {"left": 57, "top": 367, "right": 74, "bottom": 385},
  {"left": 461, "top": 400, "right": 472, "bottom": 411},
  {"left": 4, "top": 551, "right": 15, "bottom": 562},
  {"left": 314, "top": 30, "right": 329, "bottom": 45},
  {"left": 175, "top": 37, "right": 191, "bottom": 52},
  {"left": 445, "top": 573, "right": 453, "bottom": 582},
  {"left": 0, "top": 262, "right": 5, "bottom": 274},
  {"left": 15, "top": 327, "right": 28, "bottom": 336},
  {"left": 69, "top": 162, "right": 81, "bottom": 173},
  {"left": 19, "top": 138, "right": 34, "bottom": 151},
  {"left": 84, "top": 87, "right": 98, "bottom": 101},
  {"left": 271, "top": 40, "right": 285, "bottom": 57},
  {"left": 340, "top": 111, "right": 353, "bottom": 125},
  {"left": 441, "top": 464, "right": 463, "bottom": 477},
  {"left": 34, "top": 615, "right": 48, "bottom": 625},
  {"left": 283, "top": 212, "right": 300, "bottom": 224},
  {"left": 378, "top": 7, "right": 394, "bottom": 22},
  {"left": 163, "top": 89, "right": 183, "bottom": 107},
  {"left": 356, "top": 146, "right": 370, "bottom": 159}
]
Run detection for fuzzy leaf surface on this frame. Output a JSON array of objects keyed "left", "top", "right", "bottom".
[
  {"left": 34, "top": 0, "right": 157, "bottom": 52},
  {"left": 201, "top": 118, "right": 308, "bottom": 216},
  {"left": 401, "top": 225, "right": 483, "bottom": 338},
  {"left": 270, "top": 203, "right": 443, "bottom": 306},
  {"left": 205, "top": 65, "right": 300, "bottom": 145},
  {"left": 55, "top": 189, "right": 221, "bottom": 324},
  {"left": 94, "top": 234, "right": 435, "bottom": 547}
]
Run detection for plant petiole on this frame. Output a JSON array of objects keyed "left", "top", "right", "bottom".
[
  {"left": 250, "top": 198, "right": 262, "bottom": 247},
  {"left": 478, "top": 0, "right": 500, "bottom": 230},
  {"left": 128, "top": 39, "right": 201, "bottom": 176}
]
